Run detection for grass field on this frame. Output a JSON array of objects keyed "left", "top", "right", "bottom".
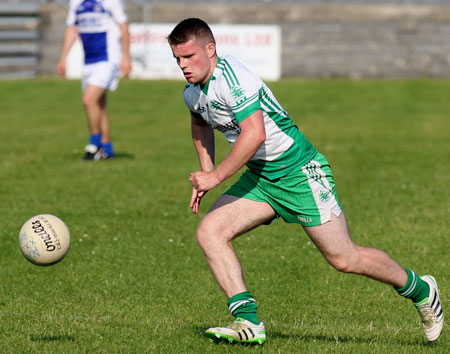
[{"left": 0, "top": 78, "right": 448, "bottom": 353}]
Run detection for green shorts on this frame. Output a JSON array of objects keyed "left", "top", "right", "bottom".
[{"left": 224, "top": 152, "right": 342, "bottom": 226}]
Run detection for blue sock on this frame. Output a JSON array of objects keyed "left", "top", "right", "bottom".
[
  {"left": 89, "top": 134, "right": 102, "bottom": 147},
  {"left": 101, "top": 142, "right": 114, "bottom": 157}
]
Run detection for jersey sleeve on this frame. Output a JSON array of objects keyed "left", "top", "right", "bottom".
[
  {"left": 109, "top": 0, "right": 128, "bottom": 24},
  {"left": 66, "top": 0, "right": 77, "bottom": 26},
  {"left": 219, "top": 58, "right": 262, "bottom": 124},
  {"left": 183, "top": 84, "right": 196, "bottom": 113}
]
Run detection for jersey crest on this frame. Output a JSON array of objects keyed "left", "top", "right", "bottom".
[{"left": 230, "top": 85, "right": 246, "bottom": 104}]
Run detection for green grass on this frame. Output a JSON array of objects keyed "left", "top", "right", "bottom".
[{"left": 0, "top": 78, "right": 448, "bottom": 353}]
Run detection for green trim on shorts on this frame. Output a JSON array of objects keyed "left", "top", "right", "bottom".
[{"left": 224, "top": 152, "right": 342, "bottom": 226}]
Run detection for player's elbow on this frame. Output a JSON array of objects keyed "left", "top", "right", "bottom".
[
  {"left": 254, "top": 129, "right": 266, "bottom": 146},
  {"left": 248, "top": 132, "right": 265, "bottom": 154}
]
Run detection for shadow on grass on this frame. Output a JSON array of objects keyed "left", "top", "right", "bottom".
[
  {"left": 269, "top": 331, "right": 433, "bottom": 347},
  {"left": 191, "top": 325, "right": 434, "bottom": 347},
  {"left": 30, "top": 334, "right": 76, "bottom": 342},
  {"left": 112, "top": 152, "right": 135, "bottom": 159},
  {"left": 68, "top": 151, "right": 135, "bottom": 160}
]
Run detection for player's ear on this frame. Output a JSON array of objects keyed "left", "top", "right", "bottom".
[{"left": 206, "top": 42, "right": 216, "bottom": 59}]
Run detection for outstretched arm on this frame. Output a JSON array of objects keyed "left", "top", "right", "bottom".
[
  {"left": 190, "top": 109, "right": 265, "bottom": 193},
  {"left": 119, "top": 22, "right": 132, "bottom": 77},
  {"left": 57, "top": 26, "right": 79, "bottom": 78}
]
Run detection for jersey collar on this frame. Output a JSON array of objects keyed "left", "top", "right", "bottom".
[{"left": 201, "top": 57, "right": 222, "bottom": 95}]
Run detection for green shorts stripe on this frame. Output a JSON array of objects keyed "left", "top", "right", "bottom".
[{"left": 224, "top": 152, "right": 342, "bottom": 226}]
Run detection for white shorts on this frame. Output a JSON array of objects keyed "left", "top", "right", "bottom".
[{"left": 82, "top": 61, "right": 120, "bottom": 92}]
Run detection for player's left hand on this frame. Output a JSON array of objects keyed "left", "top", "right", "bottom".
[
  {"left": 190, "top": 188, "right": 206, "bottom": 214},
  {"left": 189, "top": 171, "right": 221, "bottom": 193},
  {"left": 120, "top": 57, "right": 132, "bottom": 77}
]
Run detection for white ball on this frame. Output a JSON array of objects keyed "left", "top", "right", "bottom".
[{"left": 19, "top": 214, "right": 71, "bottom": 266}]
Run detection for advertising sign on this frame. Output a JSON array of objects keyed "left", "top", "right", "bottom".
[{"left": 66, "top": 24, "right": 281, "bottom": 81}]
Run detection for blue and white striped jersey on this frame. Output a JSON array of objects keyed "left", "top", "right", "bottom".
[{"left": 67, "top": 0, "right": 128, "bottom": 64}]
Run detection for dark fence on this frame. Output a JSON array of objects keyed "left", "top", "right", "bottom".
[{"left": 0, "top": 3, "right": 40, "bottom": 78}]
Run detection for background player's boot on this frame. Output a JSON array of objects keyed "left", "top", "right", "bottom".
[
  {"left": 415, "top": 275, "right": 444, "bottom": 342},
  {"left": 83, "top": 144, "right": 109, "bottom": 160},
  {"left": 205, "top": 317, "right": 266, "bottom": 345},
  {"left": 83, "top": 144, "right": 101, "bottom": 160}
]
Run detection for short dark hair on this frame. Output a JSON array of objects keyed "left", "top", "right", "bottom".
[{"left": 167, "top": 18, "right": 216, "bottom": 46}]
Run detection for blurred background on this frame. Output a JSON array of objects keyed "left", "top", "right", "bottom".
[{"left": 1, "top": 0, "right": 450, "bottom": 80}]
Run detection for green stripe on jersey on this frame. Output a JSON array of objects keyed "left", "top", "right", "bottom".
[
  {"left": 233, "top": 92, "right": 259, "bottom": 111},
  {"left": 223, "top": 59, "right": 239, "bottom": 86},
  {"left": 217, "top": 58, "right": 240, "bottom": 89},
  {"left": 232, "top": 86, "right": 317, "bottom": 179},
  {"left": 214, "top": 56, "right": 318, "bottom": 180},
  {"left": 233, "top": 93, "right": 260, "bottom": 122},
  {"left": 258, "top": 87, "right": 305, "bottom": 144},
  {"left": 260, "top": 87, "right": 289, "bottom": 118},
  {"left": 246, "top": 129, "right": 317, "bottom": 180}
]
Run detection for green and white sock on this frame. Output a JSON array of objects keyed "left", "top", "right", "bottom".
[
  {"left": 395, "top": 269, "right": 430, "bottom": 305},
  {"left": 227, "top": 291, "right": 260, "bottom": 325}
]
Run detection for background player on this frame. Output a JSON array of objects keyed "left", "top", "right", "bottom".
[
  {"left": 167, "top": 18, "right": 444, "bottom": 345},
  {"left": 57, "top": 0, "right": 131, "bottom": 160}
]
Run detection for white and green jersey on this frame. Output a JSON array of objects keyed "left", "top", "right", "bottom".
[{"left": 183, "top": 55, "right": 317, "bottom": 180}]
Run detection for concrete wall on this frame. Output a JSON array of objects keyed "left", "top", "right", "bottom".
[{"left": 39, "top": 2, "right": 450, "bottom": 78}]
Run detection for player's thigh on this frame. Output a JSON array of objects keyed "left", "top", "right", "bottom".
[
  {"left": 82, "top": 84, "right": 106, "bottom": 106},
  {"left": 302, "top": 211, "right": 357, "bottom": 259},
  {"left": 198, "top": 194, "right": 276, "bottom": 241}
]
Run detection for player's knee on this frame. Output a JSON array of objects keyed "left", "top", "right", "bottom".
[
  {"left": 196, "top": 220, "right": 230, "bottom": 249},
  {"left": 330, "top": 257, "right": 353, "bottom": 273},
  {"left": 82, "top": 95, "right": 92, "bottom": 107},
  {"left": 195, "top": 222, "right": 215, "bottom": 248},
  {"left": 327, "top": 252, "right": 361, "bottom": 274},
  {"left": 82, "top": 93, "right": 97, "bottom": 107},
  {"left": 195, "top": 225, "right": 207, "bottom": 247}
]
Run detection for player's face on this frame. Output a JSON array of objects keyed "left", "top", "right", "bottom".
[{"left": 171, "top": 37, "right": 216, "bottom": 86}]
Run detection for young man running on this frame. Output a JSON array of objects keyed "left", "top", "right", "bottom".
[{"left": 167, "top": 18, "right": 444, "bottom": 345}]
